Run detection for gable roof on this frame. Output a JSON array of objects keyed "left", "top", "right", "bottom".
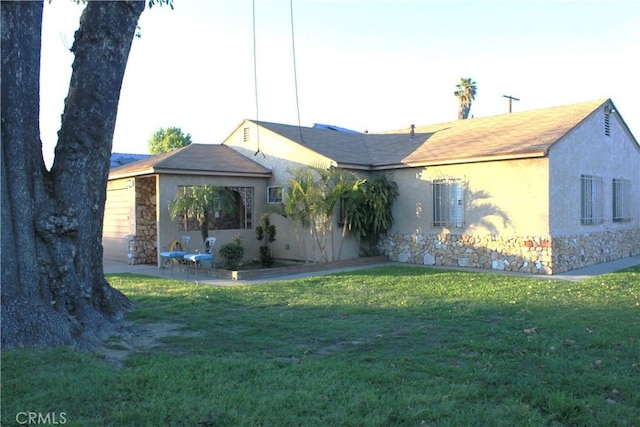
[
  {"left": 109, "top": 144, "right": 272, "bottom": 180},
  {"left": 251, "top": 99, "right": 628, "bottom": 170}
]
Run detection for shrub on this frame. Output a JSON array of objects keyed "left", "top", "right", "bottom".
[
  {"left": 255, "top": 215, "right": 276, "bottom": 268},
  {"left": 219, "top": 235, "right": 245, "bottom": 270}
]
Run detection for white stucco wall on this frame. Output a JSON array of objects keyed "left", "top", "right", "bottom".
[
  {"left": 388, "top": 159, "right": 550, "bottom": 237},
  {"left": 223, "top": 121, "right": 362, "bottom": 262},
  {"left": 549, "top": 107, "right": 640, "bottom": 235},
  {"left": 156, "top": 174, "right": 269, "bottom": 266}
]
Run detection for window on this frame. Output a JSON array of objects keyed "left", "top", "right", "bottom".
[
  {"left": 267, "top": 186, "right": 285, "bottom": 204},
  {"left": 432, "top": 178, "right": 464, "bottom": 228},
  {"left": 613, "top": 178, "right": 632, "bottom": 222},
  {"left": 581, "top": 175, "right": 604, "bottom": 225},
  {"left": 243, "top": 127, "right": 250, "bottom": 143},
  {"left": 604, "top": 111, "right": 611, "bottom": 137},
  {"left": 173, "top": 185, "right": 254, "bottom": 230}
]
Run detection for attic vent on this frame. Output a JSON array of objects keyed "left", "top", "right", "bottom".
[
  {"left": 243, "top": 127, "right": 250, "bottom": 143},
  {"left": 604, "top": 111, "right": 610, "bottom": 137}
]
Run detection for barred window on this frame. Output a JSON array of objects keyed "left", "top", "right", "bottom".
[
  {"left": 613, "top": 178, "right": 632, "bottom": 222},
  {"left": 432, "top": 178, "right": 464, "bottom": 228},
  {"left": 581, "top": 175, "right": 604, "bottom": 225}
]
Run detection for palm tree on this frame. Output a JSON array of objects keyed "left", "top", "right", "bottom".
[
  {"left": 283, "top": 164, "right": 363, "bottom": 262},
  {"left": 168, "top": 185, "right": 236, "bottom": 244},
  {"left": 454, "top": 77, "right": 477, "bottom": 120}
]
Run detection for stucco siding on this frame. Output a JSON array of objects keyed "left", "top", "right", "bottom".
[
  {"left": 546, "top": 108, "right": 640, "bottom": 271},
  {"left": 389, "top": 159, "right": 550, "bottom": 236},
  {"left": 548, "top": 108, "right": 640, "bottom": 235},
  {"left": 157, "top": 174, "right": 269, "bottom": 266},
  {"left": 381, "top": 160, "right": 555, "bottom": 274},
  {"left": 224, "top": 121, "right": 333, "bottom": 184},
  {"left": 224, "top": 121, "right": 361, "bottom": 262}
]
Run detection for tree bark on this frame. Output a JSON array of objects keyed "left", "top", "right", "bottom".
[{"left": 1, "top": 0, "right": 145, "bottom": 350}]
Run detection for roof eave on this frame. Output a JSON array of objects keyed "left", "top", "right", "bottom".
[
  {"left": 371, "top": 151, "right": 549, "bottom": 170},
  {"left": 333, "top": 162, "right": 372, "bottom": 171},
  {"left": 154, "top": 168, "right": 272, "bottom": 178},
  {"left": 109, "top": 168, "right": 272, "bottom": 180},
  {"left": 108, "top": 167, "right": 156, "bottom": 180}
]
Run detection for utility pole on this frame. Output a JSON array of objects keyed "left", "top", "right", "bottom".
[{"left": 502, "top": 94, "right": 520, "bottom": 113}]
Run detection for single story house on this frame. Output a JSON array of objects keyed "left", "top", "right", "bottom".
[{"left": 104, "top": 98, "right": 639, "bottom": 274}]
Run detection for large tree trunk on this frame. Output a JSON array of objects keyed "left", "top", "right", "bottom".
[{"left": 1, "top": 0, "right": 145, "bottom": 350}]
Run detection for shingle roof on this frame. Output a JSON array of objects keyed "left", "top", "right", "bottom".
[
  {"left": 254, "top": 99, "right": 613, "bottom": 169},
  {"left": 395, "top": 98, "right": 609, "bottom": 166},
  {"left": 256, "top": 121, "right": 374, "bottom": 166},
  {"left": 109, "top": 144, "right": 272, "bottom": 179}
]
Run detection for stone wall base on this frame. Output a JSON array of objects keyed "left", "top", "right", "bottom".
[
  {"left": 552, "top": 229, "right": 640, "bottom": 273},
  {"left": 132, "top": 177, "right": 157, "bottom": 265},
  {"left": 379, "top": 228, "right": 640, "bottom": 275}
]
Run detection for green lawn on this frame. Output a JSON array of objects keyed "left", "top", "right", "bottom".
[{"left": 3, "top": 265, "right": 639, "bottom": 426}]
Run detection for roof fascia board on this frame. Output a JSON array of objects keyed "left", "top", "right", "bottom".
[
  {"left": 608, "top": 100, "right": 640, "bottom": 153},
  {"left": 109, "top": 168, "right": 272, "bottom": 180},
  {"left": 371, "top": 151, "right": 548, "bottom": 170},
  {"left": 108, "top": 168, "right": 156, "bottom": 180},
  {"left": 154, "top": 168, "right": 272, "bottom": 178},
  {"left": 252, "top": 121, "right": 339, "bottom": 166},
  {"left": 221, "top": 119, "right": 254, "bottom": 146},
  {"left": 334, "top": 163, "right": 372, "bottom": 171},
  {"left": 543, "top": 99, "right": 608, "bottom": 154}
]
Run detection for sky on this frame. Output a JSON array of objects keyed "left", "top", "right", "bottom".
[{"left": 40, "top": 0, "right": 640, "bottom": 167}]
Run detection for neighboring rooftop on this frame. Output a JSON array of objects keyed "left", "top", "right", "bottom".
[
  {"left": 312, "top": 123, "right": 362, "bottom": 134},
  {"left": 110, "top": 153, "right": 151, "bottom": 168}
]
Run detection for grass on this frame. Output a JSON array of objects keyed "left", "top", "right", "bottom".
[{"left": 2, "top": 265, "right": 639, "bottom": 426}]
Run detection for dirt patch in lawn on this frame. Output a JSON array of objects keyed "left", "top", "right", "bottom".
[{"left": 95, "top": 322, "right": 201, "bottom": 368}]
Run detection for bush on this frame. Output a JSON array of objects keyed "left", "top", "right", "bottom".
[
  {"left": 255, "top": 215, "right": 276, "bottom": 268},
  {"left": 219, "top": 235, "right": 244, "bottom": 270},
  {"left": 258, "top": 246, "right": 274, "bottom": 268}
]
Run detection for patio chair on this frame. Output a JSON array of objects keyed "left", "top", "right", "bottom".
[
  {"left": 184, "top": 237, "right": 217, "bottom": 278},
  {"left": 159, "top": 235, "right": 191, "bottom": 275}
]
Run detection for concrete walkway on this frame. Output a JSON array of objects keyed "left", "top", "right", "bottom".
[{"left": 104, "top": 255, "right": 640, "bottom": 285}]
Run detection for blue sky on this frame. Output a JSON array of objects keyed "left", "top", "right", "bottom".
[{"left": 40, "top": 0, "right": 640, "bottom": 167}]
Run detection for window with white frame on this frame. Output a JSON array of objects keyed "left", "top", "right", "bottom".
[
  {"left": 267, "top": 186, "right": 285, "bottom": 204},
  {"left": 612, "top": 178, "right": 632, "bottom": 222},
  {"left": 432, "top": 178, "right": 464, "bottom": 228},
  {"left": 580, "top": 175, "right": 604, "bottom": 225}
]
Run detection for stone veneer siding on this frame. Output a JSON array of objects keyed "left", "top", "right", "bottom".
[
  {"left": 130, "top": 177, "right": 157, "bottom": 265},
  {"left": 552, "top": 229, "right": 640, "bottom": 273},
  {"left": 379, "top": 228, "right": 640, "bottom": 275}
]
